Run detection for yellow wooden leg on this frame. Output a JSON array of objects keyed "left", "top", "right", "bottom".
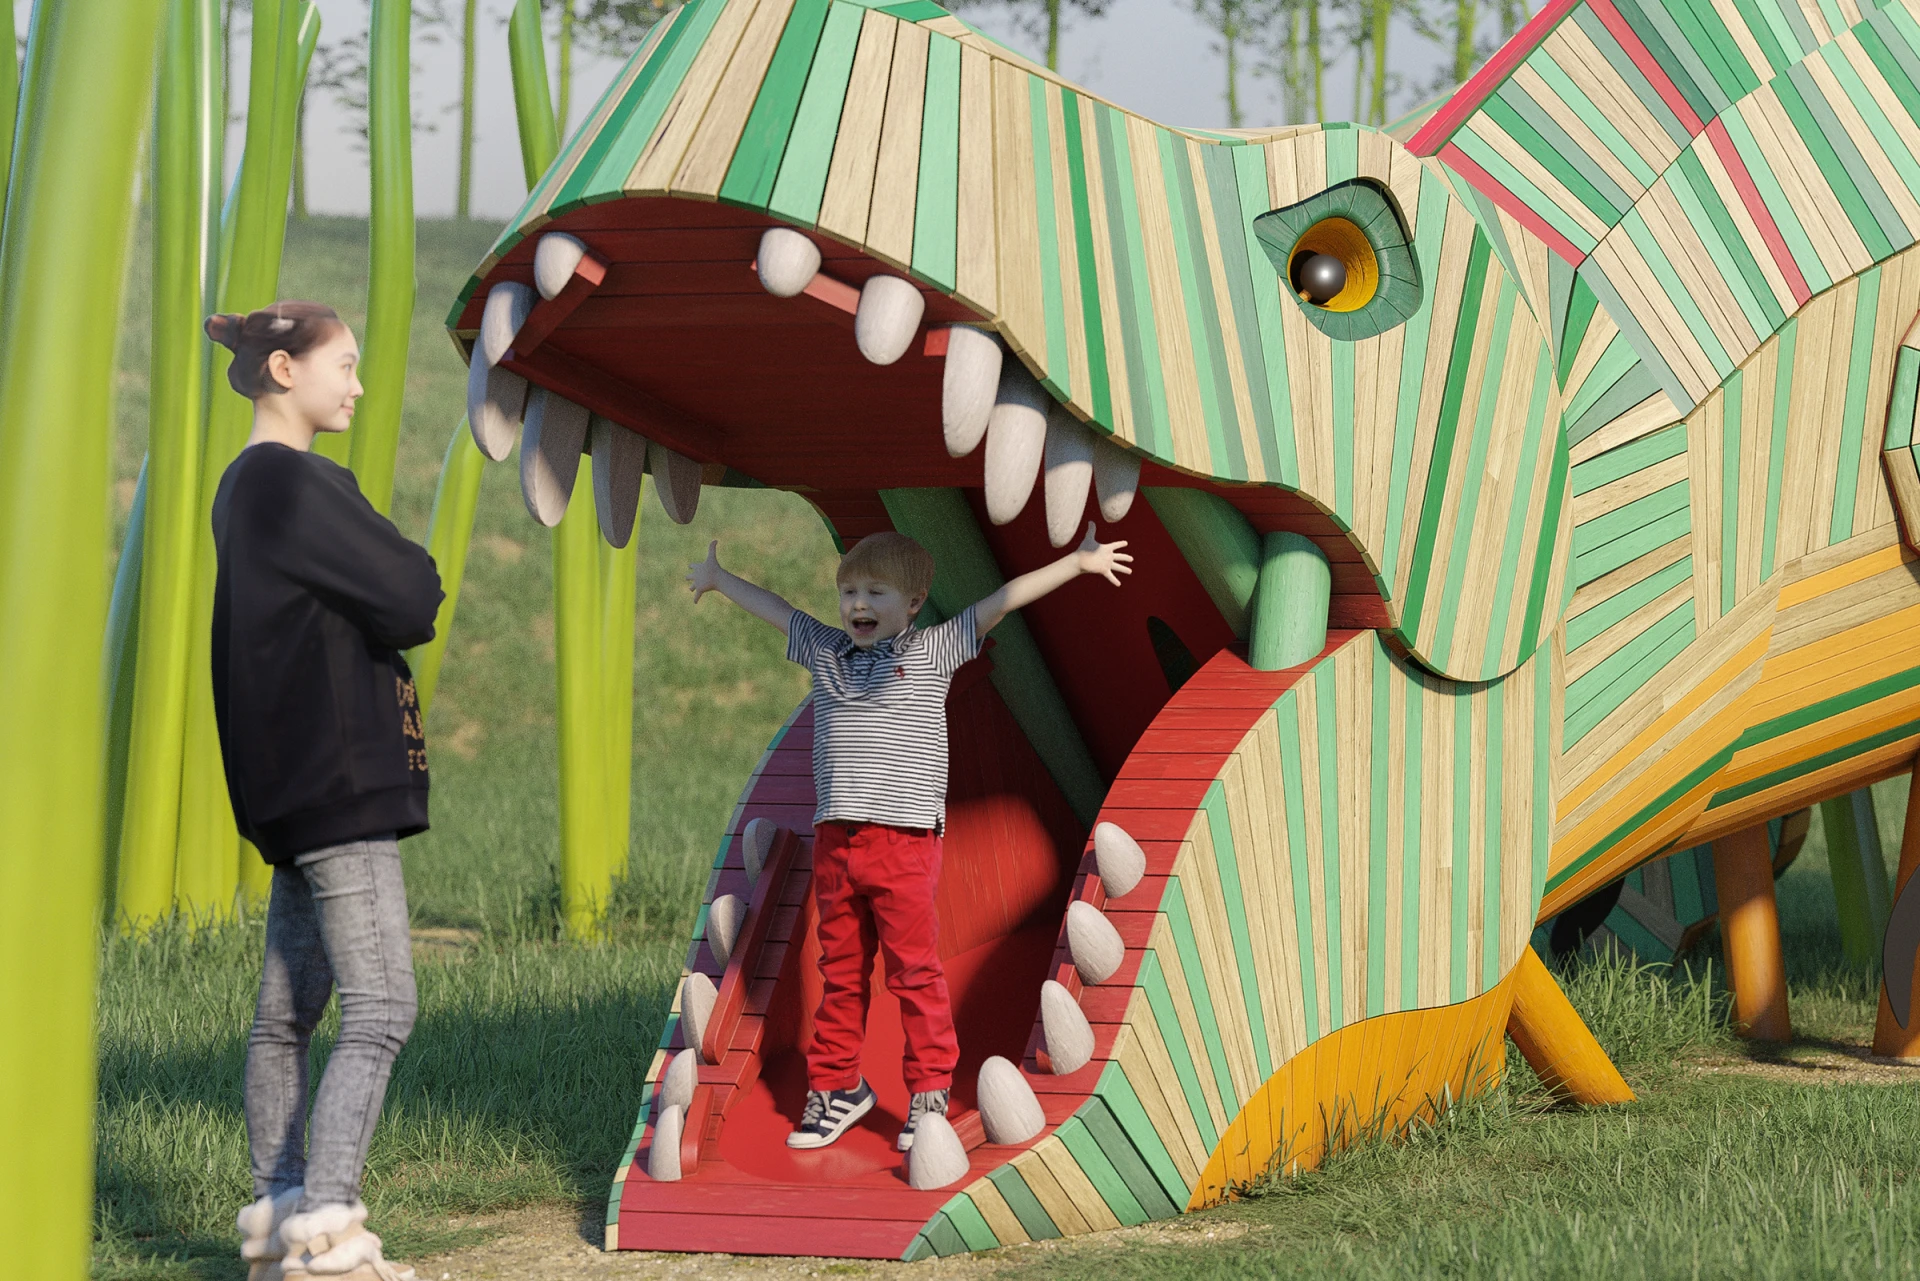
[
  {"left": 1874, "top": 763, "right": 1920, "bottom": 1060},
  {"left": 1714, "top": 823, "right": 1792, "bottom": 1041},
  {"left": 1506, "top": 947, "right": 1634, "bottom": 1104}
]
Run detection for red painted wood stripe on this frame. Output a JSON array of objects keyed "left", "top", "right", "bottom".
[
  {"left": 702, "top": 829, "right": 801, "bottom": 1063},
  {"left": 618, "top": 1209, "right": 920, "bottom": 1259},
  {"left": 1438, "top": 144, "right": 1586, "bottom": 266},
  {"left": 1704, "top": 118, "right": 1811, "bottom": 307},
  {"left": 680, "top": 1085, "right": 714, "bottom": 1175},
  {"left": 510, "top": 248, "right": 608, "bottom": 356},
  {"left": 1585, "top": 0, "right": 1705, "bottom": 136},
  {"left": 1407, "top": 0, "right": 1583, "bottom": 156}
]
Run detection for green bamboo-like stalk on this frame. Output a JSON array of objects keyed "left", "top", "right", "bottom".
[
  {"left": 408, "top": 420, "right": 488, "bottom": 716},
  {"left": 103, "top": 464, "right": 150, "bottom": 913},
  {"left": 0, "top": 0, "right": 18, "bottom": 218},
  {"left": 556, "top": 458, "right": 610, "bottom": 934},
  {"left": 508, "top": 0, "right": 560, "bottom": 181},
  {"left": 601, "top": 530, "right": 639, "bottom": 883},
  {"left": 557, "top": 0, "right": 574, "bottom": 134},
  {"left": 347, "top": 0, "right": 414, "bottom": 515},
  {"left": 116, "top": 0, "right": 224, "bottom": 928},
  {"left": 455, "top": 0, "right": 477, "bottom": 218},
  {"left": 507, "top": 0, "right": 613, "bottom": 935},
  {"left": 0, "top": 0, "right": 169, "bottom": 1268},
  {"left": 175, "top": 0, "right": 318, "bottom": 923},
  {"left": 1370, "top": 0, "right": 1389, "bottom": 124}
]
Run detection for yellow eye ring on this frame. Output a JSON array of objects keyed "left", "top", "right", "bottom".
[{"left": 1288, "top": 218, "right": 1380, "bottom": 313}]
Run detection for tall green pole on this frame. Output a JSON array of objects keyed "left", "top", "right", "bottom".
[
  {"left": 348, "top": 0, "right": 415, "bottom": 515},
  {"left": 103, "top": 464, "right": 149, "bottom": 914},
  {"left": 0, "top": 0, "right": 18, "bottom": 224},
  {"left": 408, "top": 422, "right": 488, "bottom": 716},
  {"left": 176, "top": 0, "right": 314, "bottom": 923},
  {"left": 556, "top": 458, "right": 610, "bottom": 934},
  {"left": 508, "top": 0, "right": 609, "bottom": 935},
  {"left": 118, "top": 0, "right": 223, "bottom": 927},
  {"left": 602, "top": 527, "right": 639, "bottom": 884},
  {"left": 557, "top": 0, "right": 574, "bottom": 134},
  {"left": 1822, "top": 788, "right": 1894, "bottom": 973},
  {"left": 0, "top": 0, "right": 168, "bottom": 1270},
  {"left": 456, "top": 0, "right": 477, "bottom": 218}
]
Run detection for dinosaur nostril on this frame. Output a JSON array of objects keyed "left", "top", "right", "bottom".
[{"left": 1292, "top": 252, "right": 1347, "bottom": 305}]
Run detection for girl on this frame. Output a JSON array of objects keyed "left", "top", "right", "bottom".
[{"left": 207, "top": 303, "right": 441, "bottom": 1281}]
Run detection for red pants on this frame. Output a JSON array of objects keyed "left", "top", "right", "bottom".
[{"left": 807, "top": 822, "right": 957, "bottom": 1093}]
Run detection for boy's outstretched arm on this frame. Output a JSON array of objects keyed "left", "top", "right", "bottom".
[
  {"left": 687, "top": 540, "right": 795, "bottom": 634},
  {"left": 973, "top": 522, "right": 1132, "bottom": 634}
]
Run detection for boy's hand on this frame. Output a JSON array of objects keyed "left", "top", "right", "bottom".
[
  {"left": 687, "top": 540, "right": 724, "bottom": 602},
  {"left": 1074, "top": 522, "right": 1133, "bottom": 586}
]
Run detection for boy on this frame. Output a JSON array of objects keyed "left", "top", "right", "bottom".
[{"left": 686, "top": 520, "right": 1132, "bottom": 1151}]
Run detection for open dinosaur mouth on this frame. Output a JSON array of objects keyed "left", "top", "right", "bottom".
[{"left": 451, "top": 196, "right": 1404, "bottom": 1259}]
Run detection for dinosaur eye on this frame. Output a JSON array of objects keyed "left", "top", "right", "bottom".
[{"left": 1254, "top": 179, "right": 1421, "bottom": 341}]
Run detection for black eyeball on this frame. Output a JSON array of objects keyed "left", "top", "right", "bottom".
[{"left": 1291, "top": 252, "right": 1347, "bottom": 306}]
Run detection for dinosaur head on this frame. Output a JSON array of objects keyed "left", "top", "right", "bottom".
[{"left": 449, "top": 1, "right": 1571, "bottom": 687}]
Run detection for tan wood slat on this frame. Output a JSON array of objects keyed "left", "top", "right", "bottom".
[
  {"left": 1735, "top": 339, "right": 1778, "bottom": 604},
  {"left": 1127, "top": 115, "right": 1211, "bottom": 472},
  {"left": 1396, "top": 202, "right": 1479, "bottom": 602},
  {"left": 1571, "top": 450, "right": 1689, "bottom": 527},
  {"left": 1382, "top": 654, "right": 1408, "bottom": 1014},
  {"left": 1214, "top": 746, "right": 1286, "bottom": 1071},
  {"left": 1417, "top": 677, "right": 1455, "bottom": 1007},
  {"left": 1146, "top": 914, "right": 1233, "bottom": 1136},
  {"left": 1077, "top": 99, "right": 1135, "bottom": 444},
  {"left": 1568, "top": 389, "right": 1686, "bottom": 465},
  {"left": 1745, "top": 90, "right": 1869, "bottom": 281},
  {"left": 1336, "top": 642, "right": 1373, "bottom": 1028},
  {"left": 671, "top": 0, "right": 798, "bottom": 198},
  {"left": 961, "top": 1176, "right": 1031, "bottom": 1246},
  {"left": 1509, "top": 63, "right": 1648, "bottom": 202},
  {"left": 815, "top": 8, "right": 901, "bottom": 244},
  {"left": 1642, "top": 177, "right": 1758, "bottom": 365},
  {"left": 1009, "top": 1146, "right": 1094, "bottom": 1236},
  {"left": 1184, "top": 136, "right": 1263, "bottom": 482},
  {"left": 993, "top": 59, "right": 1046, "bottom": 366},
  {"left": 627, "top": 0, "right": 765, "bottom": 195},
  {"left": 954, "top": 43, "right": 998, "bottom": 316},
  {"left": 1041, "top": 83, "right": 1091, "bottom": 409},
  {"left": 1172, "top": 824, "right": 1260, "bottom": 1105},
  {"left": 1117, "top": 994, "right": 1207, "bottom": 1182},
  {"left": 1687, "top": 386, "right": 1726, "bottom": 630},
  {"left": 864, "top": 19, "right": 931, "bottom": 270},
  {"left": 1293, "top": 669, "right": 1334, "bottom": 1038},
  {"left": 1566, "top": 575, "right": 1694, "bottom": 686},
  {"left": 1687, "top": 131, "right": 1800, "bottom": 316},
  {"left": 1245, "top": 709, "right": 1311, "bottom": 1062},
  {"left": 1033, "top": 1125, "right": 1125, "bottom": 1231},
  {"left": 1562, "top": 307, "right": 1623, "bottom": 407}
]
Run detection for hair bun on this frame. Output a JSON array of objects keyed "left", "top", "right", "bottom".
[{"left": 204, "top": 313, "right": 245, "bottom": 349}]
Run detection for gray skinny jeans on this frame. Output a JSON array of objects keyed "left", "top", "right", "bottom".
[{"left": 245, "top": 835, "right": 416, "bottom": 1208}]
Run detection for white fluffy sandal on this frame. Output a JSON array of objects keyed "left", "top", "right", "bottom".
[
  {"left": 236, "top": 1186, "right": 303, "bottom": 1281},
  {"left": 277, "top": 1202, "right": 416, "bottom": 1281}
]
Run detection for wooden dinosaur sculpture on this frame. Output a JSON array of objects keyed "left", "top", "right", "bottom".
[{"left": 447, "top": 0, "right": 1920, "bottom": 1258}]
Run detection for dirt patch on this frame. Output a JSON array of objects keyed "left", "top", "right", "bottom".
[
  {"left": 405, "top": 1204, "right": 1260, "bottom": 1279},
  {"left": 1688, "top": 1038, "right": 1920, "bottom": 1086},
  {"left": 411, "top": 928, "right": 483, "bottom": 960}
]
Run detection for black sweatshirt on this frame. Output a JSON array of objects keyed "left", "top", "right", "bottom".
[{"left": 211, "top": 443, "right": 444, "bottom": 863}]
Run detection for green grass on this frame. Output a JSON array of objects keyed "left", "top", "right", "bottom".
[{"left": 94, "top": 218, "right": 1920, "bottom": 1277}]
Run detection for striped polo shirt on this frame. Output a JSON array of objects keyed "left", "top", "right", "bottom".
[{"left": 786, "top": 606, "right": 982, "bottom": 831}]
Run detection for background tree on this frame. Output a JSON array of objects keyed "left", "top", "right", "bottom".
[
  {"left": 456, "top": 0, "right": 477, "bottom": 216},
  {"left": 576, "top": 0, "right": 668, "bottom": 59},
  {"left": 1192, "top": 0, "right": 1249, "bottom": 127},
  {"left": 942, "top": 0, "right": 1111, "bottom": 73}
]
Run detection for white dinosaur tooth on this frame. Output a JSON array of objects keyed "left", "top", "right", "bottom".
[
  {"left": 660, "top": 1046, "right": 698, "bottom": 1114},
  {"left": 976, "top": 1055, "right": 1045, "bottom": 1145},
  {"left": 649, "top": 440, "right": 703, "bottom": 525},
  {"left": 479, "top": 280, "right": 536, "bottom": 366},
  {"left": 1066, "top": 900, "right": 1125, "bottom": 984},
  {"left": 756, "top": 226, "right": 821, "bottom": 298},
  {"left": 648, "top": 1104, "right": 684, "bottom": 1181},
  {"left": 1093, "top": 438, "right": 1140, "bottom": 522},
  {"left": 1043, "top": 406, "right": 1097, "bottom": 548},
  {"left": 519, "top": 390, "right": 592, "bottom": 527},
  {"left": 742, "top": 818, "right": 777, "bottom": 886},
  {"left": 1093, "top": 821, "right": 1146, "bottom": 899},
  {"left": 534, "top": 232, "right": 589, "bottom": 300},
  {"left": 853, "top": 274, "right": 925, "bottom": 365},
  {"left": 590, "top": 415, "right": 647, "bottom": 549},
  {"left": 906, "top": 1113, "right": 970, "bottom": 1189},
  {"left": 707, "top": 893, "right": 744, "bottom": 967},
  {"left": 467, "top": 359, "right": 529, "bottom": 462},
  {"left": 680, "top": 972, "right": 717, "bottom": 1064},
  {"left": 1039, "top": 979, "right": 1094, "bottom": 1075},
  {"left": 984, "top": 360, "right": 1048, "bottom": 525},
  {"left": 942, "top": 326, "right": 1003, "bottom": 457}
]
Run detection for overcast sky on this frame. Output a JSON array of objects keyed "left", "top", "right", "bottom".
[{"left": 15, "top": 0, "right": 1454, "bottom": 220}]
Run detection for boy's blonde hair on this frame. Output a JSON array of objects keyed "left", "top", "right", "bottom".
[{"left": 837, "top": 532, "right": 935, "bottom": 600}]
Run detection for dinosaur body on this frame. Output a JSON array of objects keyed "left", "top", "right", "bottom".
[{"left": 448, "top": 0, "right": 1920, "bottom": 1257}]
